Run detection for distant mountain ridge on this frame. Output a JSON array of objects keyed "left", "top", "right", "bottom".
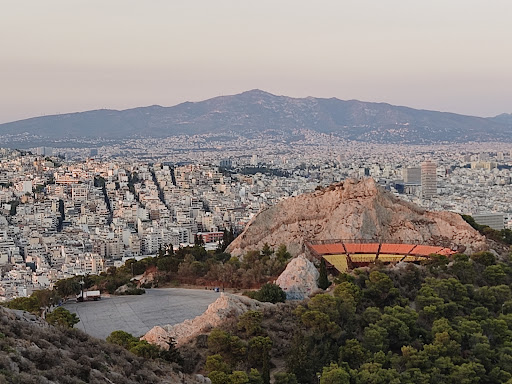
[{"left": 0, "top": 89, "right": 510, "bottom": 144}]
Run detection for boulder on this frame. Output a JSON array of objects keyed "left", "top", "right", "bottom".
[{"left": 276, "top": 255, "right": 319, "bottom": 300}]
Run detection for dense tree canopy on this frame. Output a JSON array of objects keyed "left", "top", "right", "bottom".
[
  {"left": 278, "top": 250, "right": 512, "bottom": 383},
  {"left": 198, "top": 248, "right": 512, "bottom": 384}
]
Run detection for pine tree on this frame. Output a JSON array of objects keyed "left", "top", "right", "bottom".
[{"left": 318, "top": 258, "right": 330, "bottom": 290}]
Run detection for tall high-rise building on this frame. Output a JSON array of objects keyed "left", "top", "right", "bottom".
[
  {"left": 403, "top": 167, "right": 421, "bottom": 184},
  {"left": 421, "top": 161, "right": 437, "bottom": 199}
]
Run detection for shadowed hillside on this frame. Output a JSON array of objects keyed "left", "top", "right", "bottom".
[{"left": 0, "top": 307, "right": 201, "bottom": 384}]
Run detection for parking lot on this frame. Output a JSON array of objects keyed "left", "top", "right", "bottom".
[{"left": 64, "top": 287, "right": 220, "bottom": 339}]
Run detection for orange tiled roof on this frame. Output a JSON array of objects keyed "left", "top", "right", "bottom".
[
  {"left": 379, "top": 243, "right": 416, "bottom": 255},
  {"left": 344, "top": 243, "right": 380, "bottom": 254}
]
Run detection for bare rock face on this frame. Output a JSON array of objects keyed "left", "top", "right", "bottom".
[
  {"left": 142, "top": 293, "right": 272, "bottom": 348},
  {"left": 276, "top": 255, "right": 319, "bottom": 300},
  {"left": 136, "top": 269, "right": 158, "bottom": 287},
  {"left": 227, "top": 178, "right": 487, "bottom": 257}
]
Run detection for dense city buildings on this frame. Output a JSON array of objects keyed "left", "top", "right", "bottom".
[{"left": 0, "top": 138, "right": 511, "bottom": 301}]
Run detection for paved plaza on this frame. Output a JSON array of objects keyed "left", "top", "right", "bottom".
[{"left": 64, "top": 288, "right": 220, "bottom": 339}]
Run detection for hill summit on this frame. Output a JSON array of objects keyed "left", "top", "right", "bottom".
[{"left": 227, "top": 178, "right": 487, "bottom": 257}]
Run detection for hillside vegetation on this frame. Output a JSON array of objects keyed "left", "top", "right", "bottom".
[
  {"left": 0, "top": 307, "right": 190, "bottom": 383},
  {"left": 185, "top": 249, "right": 512, "bottom": 384}
]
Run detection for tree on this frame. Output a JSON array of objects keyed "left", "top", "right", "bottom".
[
  {"left": 261, "top": 243, "right": 273, "bottom": 258},
  {"left": 484, "top": 265, "right": 507, "bottom": 285},
  {"left": 221, "top": 229, "right": 230, "bottom": 252},
  {"left": 252, "top": 283, "right": 286, "bottom": 303},
  {"left": 106, "top": 330, "right": 139, "bottom": 349},
  {"left": 308, "top": 294, "right": 339, "bottom": 322},
  {"left": 229, "top": 227, "right": 235, "bottom": 244},
  {"left": 352, "top": 362, "right": 400, "bottom": 384},
  {"left": 158, "top": 338, "right": 183, "bottom": 365},
  {"left": 238, "top": 310, "right": 263, "bottom": 336},
  {"left": 208, "top": 329, "right": 247, "bottom": 367},
  {"left": 275, "top": 245, "right": 291, "bottom": 263},
  {"left": 471, "top": 251, "right": 496, "bottom": 266},
  {"left": 248, "top": 336, "right": 273, "bottom": 383},
  {"left": 334, "top": 281, "right": 361, "bottom": 304},
  {"left": 220, "top": 227, "right": 236, "bottom": 251},
  {"left": 230, "top": 371, "right": 250, "bottom": 384},
  {"left": 54, "top": 277, "right": 81, "bottom": 298},
  {"left": 318, "top": 258, "right": 330, "bottom": 290},
  {"left": 129, "top": 340, "right": 161, "bottom": 359},
  {"left": 194, "top": 234, "right": 205, "bottom": 246},
  {"left": 449, "top": 362, "right": 485, "bottom": 384},
  {"left": 208, "top": 329, "right": 231, "bottom": 354},
  {"left": 244, "top": 250, "right": 262, "bottom": 268},
  {"left": 339, "top": 339, "right": 366, "bottom": 369},
  {"left": 209, "top": 371, "right": 230, "bottom": 384},
  {"left": 364, "top": 271, "right": 398, "bottom": 307},
  {"left": 157, "top": 256, "right": 174, "bottom": 272},
  {"left": 286, "top": 332, "right": 318, "bottom": 383},
  {"left": 206, "top": 354, "right": 229, "bottom": 373},
  {"left": 5, "top": 289, "right": 59, "bottom": 314},
  {"left": 320, "top": 363, "right": 350, "bottom": 384},
  {"left": 46, "top": 307, "right": 79, "bottom": 328},
  {"left": 274, "top": 373, "right": 298, "bottom": 384},
  {"left": 248, "top": 369, "right": 264, "bottom": 384},
  {"left": 449, "top": 255, "right": 476, "bottom": 284},
  {"left": 57, "top": 198, "right": 65, "bottom": 231},
  {"left": 107, "top": 330, "right": 181, "bottom": 363},
  {"left": 363, "top": 324, "right": 388, "bottom": 353}
]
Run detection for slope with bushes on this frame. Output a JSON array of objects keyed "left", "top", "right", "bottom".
[{"left": 0, "top": 307, "right": 196, "bottom": 383}]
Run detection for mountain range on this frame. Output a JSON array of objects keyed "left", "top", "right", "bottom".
[{"left": 1, "top": 90, "right": 510, "bottom": 144}]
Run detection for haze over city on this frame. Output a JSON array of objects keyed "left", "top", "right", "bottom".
[{"left": 1, "top": 0, "right": 512, "bottom": 124}]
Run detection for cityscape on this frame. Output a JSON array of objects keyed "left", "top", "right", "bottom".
[
  {"left": 2, "top": 1, "right": 512, "bottom": 383},
  {"left": 1, "top": 138, "right": 511, "bottom": 301}
]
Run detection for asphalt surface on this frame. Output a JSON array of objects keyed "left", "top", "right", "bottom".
[{"left": 64, "top": 288, "right": 220, "bottom": 339}]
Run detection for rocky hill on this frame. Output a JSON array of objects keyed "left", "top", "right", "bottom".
[
  {"left": 227, "top": 178, "right": 487, "bottom": 257},
  {"left": 0, "top": 90, "right": 510, "bottom": 144}
]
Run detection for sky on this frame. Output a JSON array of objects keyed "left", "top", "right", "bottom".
[{"left": 1, "top": 0, "right": 511, "bottom": 124}]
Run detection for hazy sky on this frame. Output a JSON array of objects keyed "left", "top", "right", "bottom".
[{"left": 1, "top": 0, "right": 511, "bottom": 123}]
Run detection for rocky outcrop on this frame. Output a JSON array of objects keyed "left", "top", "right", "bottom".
[
  {"left": 142, "top": 293, "right": 272, "bottom": 348},
  {"left": 276, "top": 255, "right": 319, "bottom": 300},
  {"left": 227, "top": 178, "right": 487, "bottom": 257},
  {"left": 136, "top": 269, "right": 158, "bottom": 287}
]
